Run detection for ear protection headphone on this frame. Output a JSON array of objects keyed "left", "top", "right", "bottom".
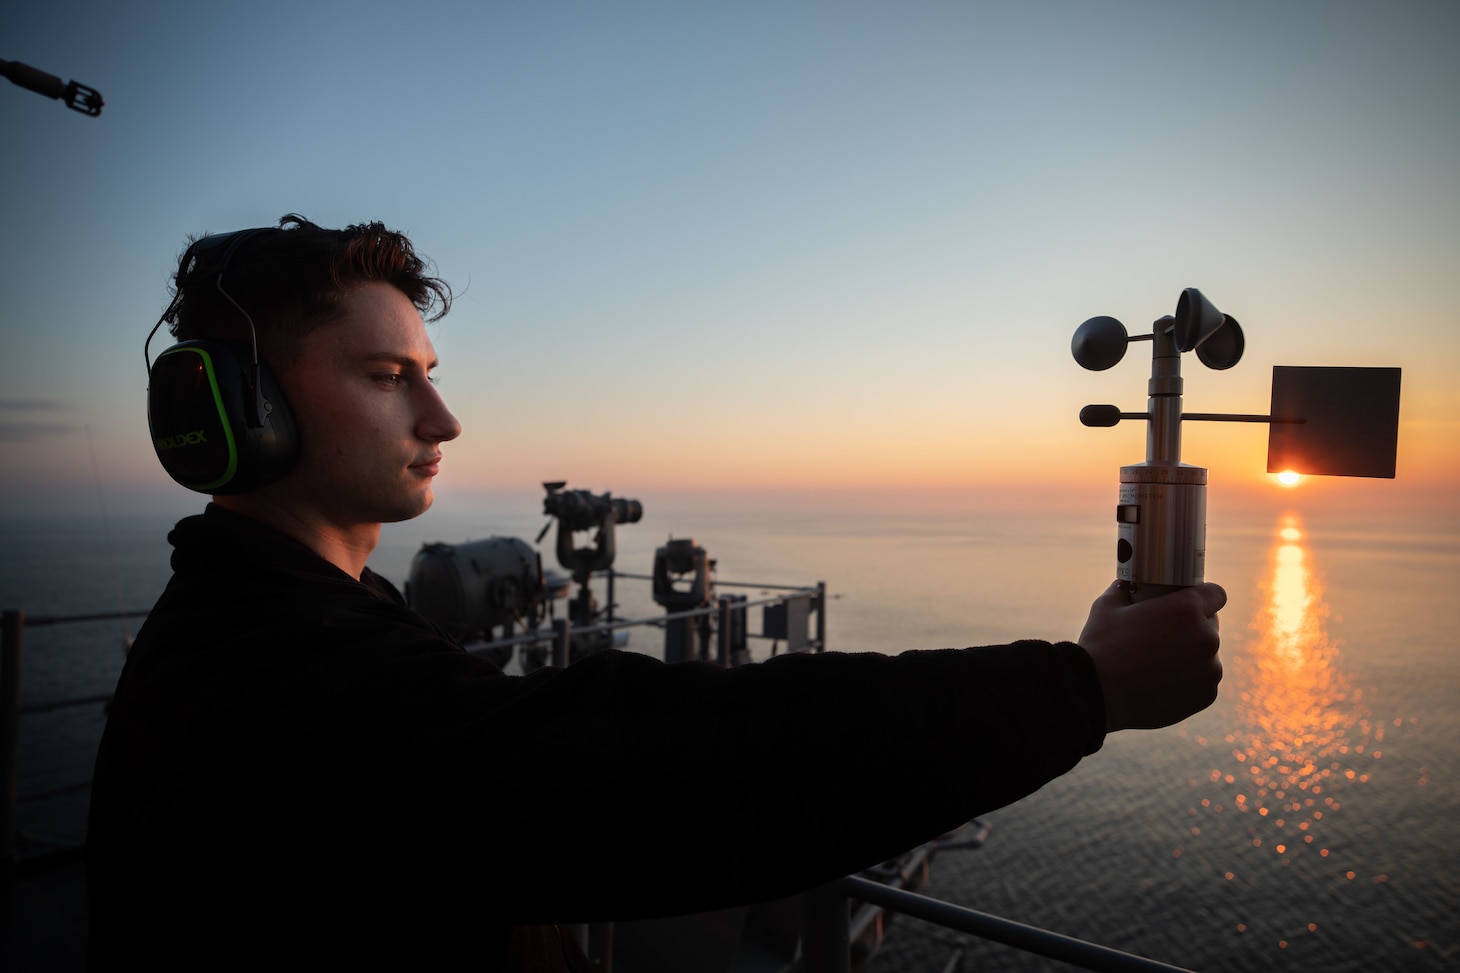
[{"left": 144, "top": 228, "right": 300, "bottom": 495}]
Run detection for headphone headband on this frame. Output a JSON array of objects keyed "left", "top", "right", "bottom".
[{"left": 144, "top": 227, "right": 277, "bottom": 372}]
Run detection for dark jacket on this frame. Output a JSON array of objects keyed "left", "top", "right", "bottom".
[{"left": 87, "top": 505, "right": 1105, "bottom": 970}]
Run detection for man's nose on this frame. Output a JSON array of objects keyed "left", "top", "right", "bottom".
[{"left": 418, "top": 385, "right": 461, "bottom": 443}]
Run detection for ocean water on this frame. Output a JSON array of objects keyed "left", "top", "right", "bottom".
[{"left": 1, "top": 495, "right": 1457, "bottom": 971}]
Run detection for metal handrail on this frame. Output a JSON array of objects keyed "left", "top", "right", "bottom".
[
  {"left": 458, "top": 580, "right": 827, "bottom": 660},
  {"left": 3, "top": 608, "right": 140, "bottom": 877},
  {"left": 798, "top": 874, "right": 1198, "bottom": 973},
  {"left": 21, "top": 609, "right": 150, "bottom": 628},
  {"left": 612, "top": 570, "right": 820, "bottom": 593},
  {"left": 474, "top": 585, "right": 822, "bottom": 642}
]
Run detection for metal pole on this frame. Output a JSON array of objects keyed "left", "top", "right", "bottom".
[
  {"left": 552, "top": 618, "right": 571, "bottom": 668},
  {"left": 843, "top": 875, "right": 1197, "bottom": 973},
  {"left": 802, "top": 881, "right": 851, "bottom": 973},
  {"left": 1, "top": 610, "right": 23, "bottom": 886},
  {"left": 815, "top": 581, "right": 826, "bottom": 652},
  {"left": 716, "top": 597, "right": 731, "bottom": 667},
  {"left": 1146, "top": 317, "right": 1183, "bottom": 466},
  {"left": 589, "top": 922, "right": 614, "bottom": 971}
]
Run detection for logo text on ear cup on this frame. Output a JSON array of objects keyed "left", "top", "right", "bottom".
[{"left": 155, "top": 429, "right": 210, "bottom": 451}]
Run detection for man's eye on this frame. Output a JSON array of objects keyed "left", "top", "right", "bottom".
[{"left": 376, "top": 373, "right": 403, "bottom": 386}]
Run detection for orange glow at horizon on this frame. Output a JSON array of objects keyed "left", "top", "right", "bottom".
[{"left": 1276, "top": 470, "right": 1302, "bottom": 487}]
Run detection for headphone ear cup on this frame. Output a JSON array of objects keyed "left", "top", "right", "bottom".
[{"left": 147, "top": 340, "right": 299, "bottom": 494}]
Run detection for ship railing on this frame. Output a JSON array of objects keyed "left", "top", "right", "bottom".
[
  {"left": 456, "top": 576, "right": 828, "bottom": 666},
  {"left": 800, "top": 875, "right": 1196, "bottom": 973},
  {"left": 2, "top": 608, "right": 148, "bottom": 877}
]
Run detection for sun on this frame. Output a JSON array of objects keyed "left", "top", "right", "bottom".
[{"left": 1276, "top": 470, "right": 1302, "bottom": 487}]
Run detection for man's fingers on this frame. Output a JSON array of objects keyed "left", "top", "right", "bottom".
[
  {"left": 1091, "top": 580, "right": 1133, "bottom": 611},
  {"left": 1192, "top": 582, "right": 1228, "bottom": 618}
]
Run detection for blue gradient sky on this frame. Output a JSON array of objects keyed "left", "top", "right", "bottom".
[{"left": 3, "top": 1, "right": 1456, "bottom": 518}]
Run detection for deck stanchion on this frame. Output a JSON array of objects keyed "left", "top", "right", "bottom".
[
  {"left": 1, "top": 609, "right": 23, "bottom": 885},
  {"left": 802, "top": 881, "right": 852, "bottom": 973},
  {"left": 588, "top": 922, "right": 614, "bottom": 971},
  {"left": 815, "top": 582, "right": 826, "bottom": 652},
  {"left": 552, "top": 618, "right": 571, "bottom": 668},
  {"left": 716, "top": 597, "right": 732, "bottom": 666}
]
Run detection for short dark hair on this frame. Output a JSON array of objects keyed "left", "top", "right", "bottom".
[{"left": 164, "top": 214, "right": 452, "bottom": 370}]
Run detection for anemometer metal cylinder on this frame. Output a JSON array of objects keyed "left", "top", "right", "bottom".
[{"left": 1117, "top": 463, "right": 1207, "bottom": 599}]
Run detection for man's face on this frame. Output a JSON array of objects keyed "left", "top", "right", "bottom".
[{"left": 272, "top": 281, "right": 461, "bottom": 528}]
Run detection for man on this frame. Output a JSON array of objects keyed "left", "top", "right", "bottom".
[{"left": 89, "top": 216, "right": 1224, "bottom": 971}]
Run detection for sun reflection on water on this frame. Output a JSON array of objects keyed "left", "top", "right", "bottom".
[
  {"left": 1189, "top": 514, "right": 1379, "bottom": 870},
  {"left": 1239, "top": 518, "right": 1367, "bottom": 786}
]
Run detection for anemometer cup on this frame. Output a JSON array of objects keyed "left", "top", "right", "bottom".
[
  {"left": 1071, "top": 316, "right": 1129, "bottom": 371},
  {"left": 1173, "top": 288, "right": 1224, "bottom": 352},
  {"left": 1194, "top": 315, "right": 1245, "bottom": 370}
]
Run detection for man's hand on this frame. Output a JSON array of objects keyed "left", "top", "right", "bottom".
[{"left": 1078, "top": 581, "right": 1226, "bottom": 732}]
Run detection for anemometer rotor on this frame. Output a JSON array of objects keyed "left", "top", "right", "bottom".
[{"left": 1072, "top": 288, "right": 1400, "bottom": 600}]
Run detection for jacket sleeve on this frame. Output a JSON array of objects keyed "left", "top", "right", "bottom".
[{"left": 288, "top": 611, "right": 1106, "bottom": 922}]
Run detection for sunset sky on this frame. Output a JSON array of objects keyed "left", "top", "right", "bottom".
[{"left": 3, "top": 1, "right": 1456, "bottom": 520}]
